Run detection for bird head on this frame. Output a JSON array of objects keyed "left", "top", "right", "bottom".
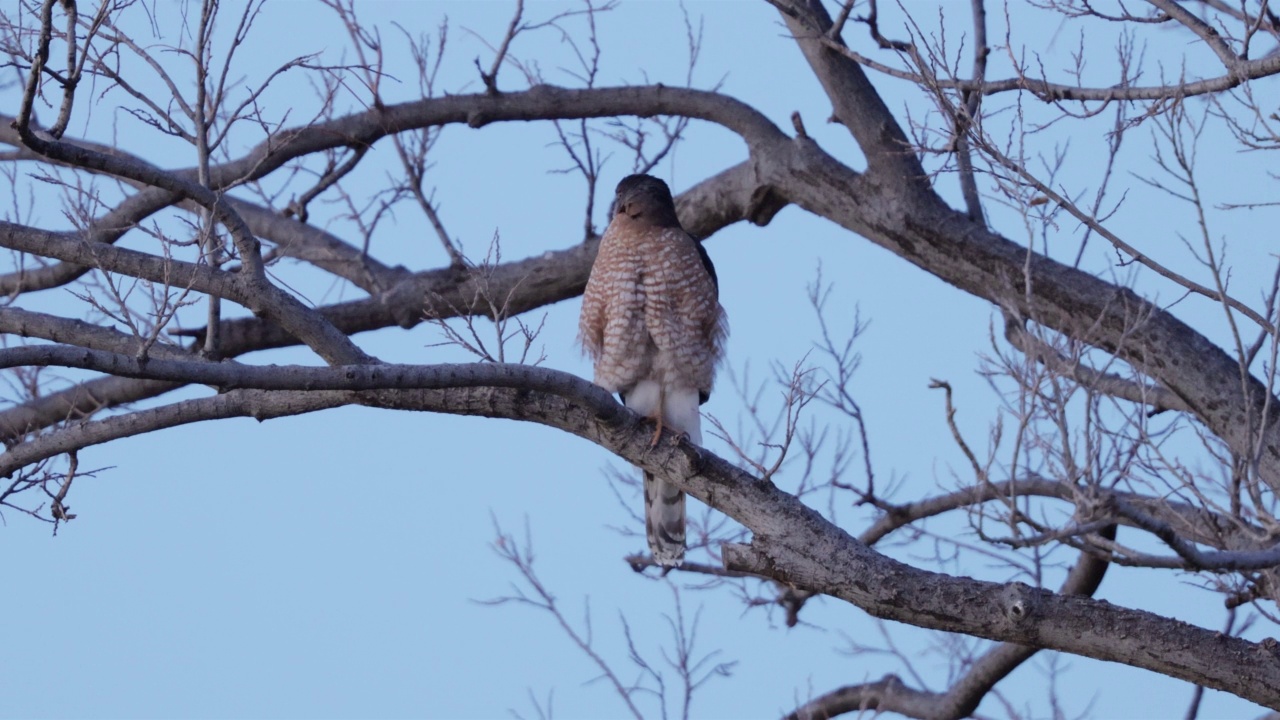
[{"left": 611, "top": 174, "right": 681, "bottom": 227}]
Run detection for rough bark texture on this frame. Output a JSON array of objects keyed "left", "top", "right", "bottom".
[
  {"left": 4, "top": 0, "right": 1280, "bottom": 715},
  {"left": 0, "top": 348, "right": 1275, "bottom": 706}
]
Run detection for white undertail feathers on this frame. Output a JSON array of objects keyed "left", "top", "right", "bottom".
[{"left": 626, "top": 379, "right": 700, "bottom": 566}]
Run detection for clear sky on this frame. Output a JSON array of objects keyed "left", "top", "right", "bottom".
[{"left": 2, "top": 1, "right": 1274, "bottom": 718}]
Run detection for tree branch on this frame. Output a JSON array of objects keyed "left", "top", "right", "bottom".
[
  {"left": 784, "top": 524, "right": 1114, "bottom": 720},
  {"left": 769, "top": 0, "right": 928, "bottom": 183},
  {"left": 0, "top": 159, "right": 774, "bottom": 442}
]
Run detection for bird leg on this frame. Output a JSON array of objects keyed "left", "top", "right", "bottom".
[{"left": 649, "top": 384, "right": 666, "bottom": 447}]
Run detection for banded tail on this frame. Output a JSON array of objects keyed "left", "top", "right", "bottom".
[{"left": 625, "top": 380, "right": 701, "bottom": 566}]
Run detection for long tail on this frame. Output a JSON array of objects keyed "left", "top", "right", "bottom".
[{"left": 627, "top": 380, "right": 701, "bottom": 567}]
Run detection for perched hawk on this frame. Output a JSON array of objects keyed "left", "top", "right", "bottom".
[{"left": 579, "top": 174, "right": 727, "bottom": 566}]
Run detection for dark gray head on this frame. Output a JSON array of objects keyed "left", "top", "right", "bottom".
[{"left": 612, "top": 174, "right": 681, "bottom": 227}]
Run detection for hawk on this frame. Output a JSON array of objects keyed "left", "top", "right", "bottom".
[{"left": 579, "top": 174, "right": 727, "bottom": 566}]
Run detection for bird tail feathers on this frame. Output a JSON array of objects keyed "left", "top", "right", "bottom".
[
  {"left": 627, "top": 381, "right": 700, "bottom": 566},
  {"left": 644, "top": 470, "right": 686, "bottom": 566}
]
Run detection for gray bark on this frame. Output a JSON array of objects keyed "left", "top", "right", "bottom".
[{"left": 4, "top": 0, "right": 1279, "bottom": 714}]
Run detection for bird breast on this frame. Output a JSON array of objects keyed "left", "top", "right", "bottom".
[{"left": 581, "top": 222, "right": 725, "bottom": 396}]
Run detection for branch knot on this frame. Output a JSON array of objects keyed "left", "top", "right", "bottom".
[{"left": 999, "top": 582, "right": 1040, "bottom": 624}]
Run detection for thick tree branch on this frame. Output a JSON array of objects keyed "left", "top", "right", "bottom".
[
  {"left": 1147, "top": 0, "right": 1241, "bottom": 70},
  {"left": 22, "top": 362, "right": 1256, "bottom": 704},
  {"left": 0, "top": 364, "right": 626, "bottom": 479},
  {"left": 224, "top": 197, "right": 406, "bottom": 294},
  {"left": 4, "top": 78, "right": 1276, "bottom": 491},
  {"left": 313, "top": 374, "right": 1280, "bottom": 705},
  {"left": 0, "top": 159, "right": 773, "bottom": 442},
  {"left": 4, "top": 78, "right": 1277, "bottom": 490},
  {"left": 5, "top": 354, "right": 1271, "bottom": 708},
  {"left": 9, "top": 345, "right": 1274, "bottom": 569},
  {"left": 4, "top": 3, "right": 1278, "bottom": 713},
  {"left": 0, "top": 388, "right": 354, "bottom": 477},
  {"left": 785, "top": 525, "right": 1115, "bottom": 720},
  {"left": 749, "top": 134, "right": 1280, "bottom": 490},
  {"left": 770, "top": 0, "right": 928, "bottom": 183}
]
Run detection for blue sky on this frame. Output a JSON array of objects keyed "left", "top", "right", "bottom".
[{"left": 3, "top": 1, "right": 1276, "bottom": 718}]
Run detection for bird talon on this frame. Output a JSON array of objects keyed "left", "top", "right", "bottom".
[{"left": 649, "top": 415, "right": 664, "bottom": 447}]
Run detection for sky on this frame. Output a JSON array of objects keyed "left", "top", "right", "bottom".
[{"left": 2, "top": 1, "right": 1278, "bottom": 718}]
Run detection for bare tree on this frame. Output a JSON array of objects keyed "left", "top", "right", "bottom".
[{"left": 4, "top": 0, "right": 1280, "bottom": 716}]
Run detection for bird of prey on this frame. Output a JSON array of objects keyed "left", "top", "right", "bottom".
[{"left": 579, "top": 174, "right": 727, "bottom": 566}]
